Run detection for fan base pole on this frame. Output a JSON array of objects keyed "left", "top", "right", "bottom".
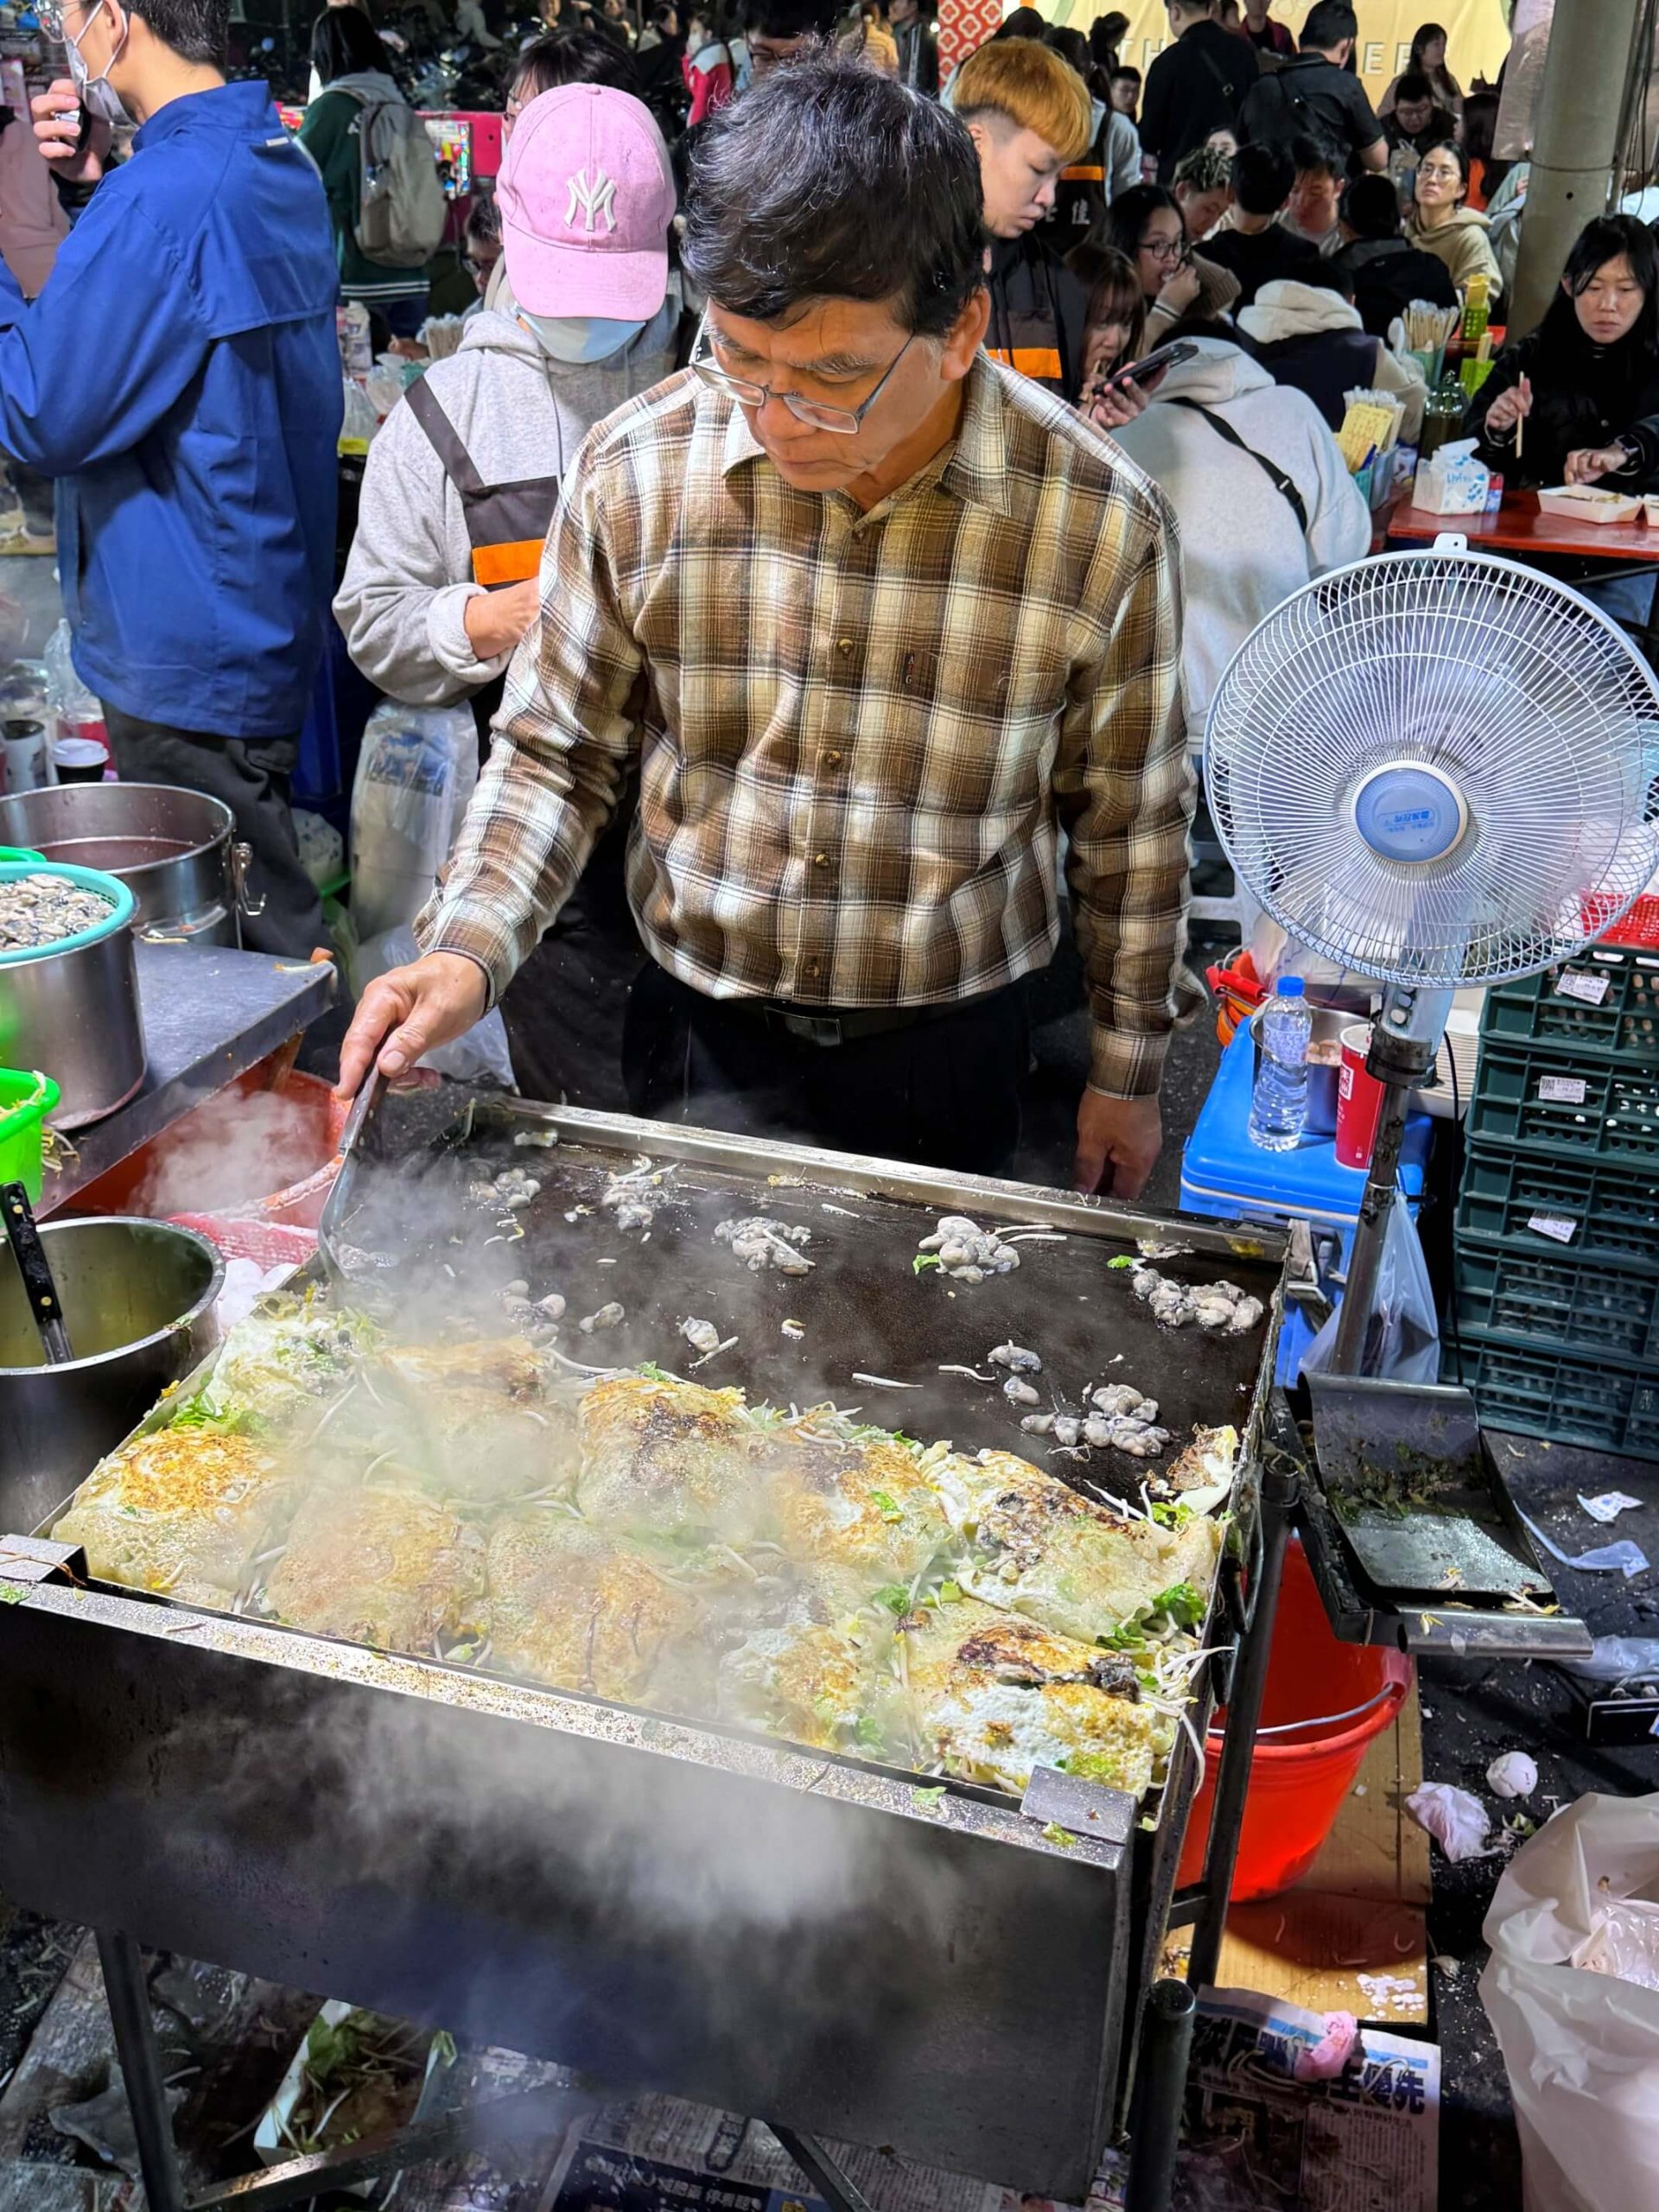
[{"left": 1330, "top": 1079, "right": 1413, "bottom": 1374}]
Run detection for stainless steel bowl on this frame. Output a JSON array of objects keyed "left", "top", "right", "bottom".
[
  {"left": 0, "top": 1216, "right": 222, "bottom": 1537},
  {"left": 0, "top": 782, "right": 250, "bottom": 947},
  {"left": 0, "top": 856, "right": 147, "bottom": 1129}
]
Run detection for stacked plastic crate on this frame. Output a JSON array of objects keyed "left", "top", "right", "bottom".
[{"left": 1450, "top": 898, "right": 1659, "bottom": 1458}]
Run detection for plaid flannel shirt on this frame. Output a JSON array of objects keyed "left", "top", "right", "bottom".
[{"left": 417, "top": 353, "right": 1201, "bottom": 1096}]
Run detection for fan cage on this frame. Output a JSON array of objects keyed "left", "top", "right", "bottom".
[{"left": 1204, "top": 550, "right": 1659, "bottom": 987}]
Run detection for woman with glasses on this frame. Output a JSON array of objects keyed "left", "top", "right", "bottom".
[
  {"left": 335, "top": 83, "right": 677, "bottom": 1106},
  {"left": 1103, "top": 183, "right": 1234, "bottom": 339},
  {"left": 1404, "top": 139, "right": 1500, "bottom": 301}
]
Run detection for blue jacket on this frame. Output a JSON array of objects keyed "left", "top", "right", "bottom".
[{"left": 0, "top": 82, "right": 342, "bottom": 740}]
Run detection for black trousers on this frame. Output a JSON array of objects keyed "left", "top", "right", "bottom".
[
  {"left": 101, "top": 706, "right": 328, "bottom": 963},
  {"left": 621, "top": 963, "right": 1028, "bottom": 1177}
]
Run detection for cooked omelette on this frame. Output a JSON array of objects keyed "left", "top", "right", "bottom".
[{"left": 54, "top": 1300, "right": 1236, "bottom": 1804}]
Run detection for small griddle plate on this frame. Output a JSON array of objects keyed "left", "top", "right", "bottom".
[
  {"left": 321, "top": 1084, "right": 1283, "bottom": 1503},
  {"left": 1306, "top": 1373, "right": 1552, "bottom": 1603}
]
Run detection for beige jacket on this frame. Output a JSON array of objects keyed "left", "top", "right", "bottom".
[{"left": 1405, "top": 206, "right": 1502, "bottom": 302}]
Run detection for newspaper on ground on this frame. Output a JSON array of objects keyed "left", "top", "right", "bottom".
[{"left": 528, "top": 1989, "right": 1436, "bottom": 2212}]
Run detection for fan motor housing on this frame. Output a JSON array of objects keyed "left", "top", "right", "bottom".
[{"left": 1351, "top": 762, "right": 1471, "bottom": 863}]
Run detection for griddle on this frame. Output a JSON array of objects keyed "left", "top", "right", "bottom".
[
  {"left": 321, "top": 1082, "right": 1279, "bottom": 1513},
  {"left": 0, "top": 1096, "right": 1288, "bottom": 2202}
]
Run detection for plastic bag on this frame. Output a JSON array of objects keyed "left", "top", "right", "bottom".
[
  {"left": 347, "top": 921, "right": 515, "bottom": 1089},
  {"left": 1301, "top": 1192, "right": 1440, "bottom": 1382},
  {"left": 43, "top": 618, "right": 101, "bottom": 719},
  {"left": 349, "top": 699, "right": 479, "bottom": 942},
  {"left": 1481, "top": 1791, "right": 1659, "bottom": 2212}
]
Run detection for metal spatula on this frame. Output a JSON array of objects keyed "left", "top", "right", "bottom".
[{"left": 1306, "top": 1372, "right": 1552, "bottom": 1604}]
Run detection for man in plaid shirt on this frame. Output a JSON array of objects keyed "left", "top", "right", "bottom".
[{"left": 338, "top": 59, "right": 1199, "bottom": 1194}]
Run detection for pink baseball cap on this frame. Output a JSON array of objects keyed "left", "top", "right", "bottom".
[{"left": 498, "top": 85, "right": 676, "bottom": 321}]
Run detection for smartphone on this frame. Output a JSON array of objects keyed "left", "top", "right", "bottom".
[{"left": 1109, "top": 339, "right": 1199, "bottom": 390}]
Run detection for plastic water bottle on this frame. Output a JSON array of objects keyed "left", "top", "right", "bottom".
[{"left": 1249, "top": 976, "right": 1312, "bottom": 1152}]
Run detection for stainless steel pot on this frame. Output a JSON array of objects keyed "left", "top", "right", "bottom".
[
  {"left": 0, "top": 856, "right": 148, "bottom": 1128},
  {"left": 0, "top": 1216, "right": 222, "bottom": 1536},
  {"left": 0, "top": 782, "right": 257, "bottom": 948}
]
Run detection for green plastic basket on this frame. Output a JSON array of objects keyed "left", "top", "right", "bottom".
[{"left": 0, "top": 1068, "right": 60, "bottom": 1204}]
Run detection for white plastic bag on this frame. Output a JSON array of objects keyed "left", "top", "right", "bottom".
[
  {"left": 348, "top": 922, "right": 515, "bottom": 1089},
  {"left": 349, "top": 700, "right": 478, "bottom": 942},
  {"left": 1302, "top": 1192, "right": 1440, "bottom": 1382},
  {"left": 1480, "top": 1791, "right": 1659, "bottom": 2212}
]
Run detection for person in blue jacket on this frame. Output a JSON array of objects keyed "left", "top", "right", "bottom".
[{"left": 6, "top": 0, "right": 343, "bottom": 958}]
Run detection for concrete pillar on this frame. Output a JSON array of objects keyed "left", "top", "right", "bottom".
[{"left": 1510, "top": 0, "right": 1645, "bottom": 334}]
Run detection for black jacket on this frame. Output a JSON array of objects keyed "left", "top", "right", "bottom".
[
  {"left": 1330, "top": 235, "right": 1458, "bottom": 338},
  {"left": 985, "top": 233, "right": 1089, "bottom": 405},
  {"left": 1139, "top": 21, "right": 1258, "bottom": 182},
  {"left": 1465, "top": 325, "right": 1659, "bottom": 488},
  {"left": 1202, "top": 223, "right": 1323, "bottom": 309},
  {"left": 1238, "top": 50, "right": 1382, "bottom": 168}
]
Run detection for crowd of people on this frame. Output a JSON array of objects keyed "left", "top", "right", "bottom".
[{"left": 7, "top": 0, "right": 1659, "bottom": 1189}]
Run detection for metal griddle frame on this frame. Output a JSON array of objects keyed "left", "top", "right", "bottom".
[{"left": 0, "top": 1099, "right": 1294, "bottom": 2212}]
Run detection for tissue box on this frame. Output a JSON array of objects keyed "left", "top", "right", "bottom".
[{"left": 1414, "top": 439, "right": 1491, "bottom": 516}]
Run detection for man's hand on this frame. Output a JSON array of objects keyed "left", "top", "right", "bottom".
[
  {"left": 334, "top": 950, "right": 490, "bottom": 1099},
  {"left": 31, "top": 79, "right": 110, "bottom": 184},
  {"left": 462, "top": 578, "right": 540, "bottom": 663},
  {"left": 1565, "top": 443, "right": 1631, "bottom": 485},
  {"left": 1073, "top": 1090, "right": 1162, "bottom": 1199}
]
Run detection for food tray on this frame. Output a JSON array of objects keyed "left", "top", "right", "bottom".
[
  {"left": 1455, "top": 1143, "right": 1659, "bottom": 1267},
  {"left": 1480, "top": 944, "right": 1659, "bottom": 1063},
  {"left": 1448, "top": 1325, "right": 1659, "bottom": 1460},
  {"left": 1465, "top": 1042, "right": 1659, "bottom": 1163},
  {"left": 1452, "top": 1235, "right": 1659, "bottom": 1363},
  {"left": 1537, "top": 486, "right": 1643, "bottom": 523}
]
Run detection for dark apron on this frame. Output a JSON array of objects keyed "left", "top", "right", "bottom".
[{"left": 404, "top": 373, "right": 643, "bottom": 1110}]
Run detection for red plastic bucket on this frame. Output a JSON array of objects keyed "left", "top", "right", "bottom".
[
  {"left": 1177, "top": 1541, "right": 1413, "bottom": 1902},
  {"left": 67, "top": 1060, "right": 349, "bottom": 1230}
]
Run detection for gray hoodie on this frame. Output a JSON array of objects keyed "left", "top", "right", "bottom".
[{"left": 334, "top": 297, "right": 678, "bottom": 706}]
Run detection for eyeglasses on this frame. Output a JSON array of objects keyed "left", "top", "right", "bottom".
[
  {"left": 690, "top": 321, "right": 915, "bottom": 435},
  {"left": 1138, "top": 234, "right": 1185, "bottom": 263},
  {"left": 37, "top": 1, "right": 75, "bottom": 36}
]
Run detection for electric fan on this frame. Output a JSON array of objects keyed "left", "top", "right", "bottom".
[{"left": 1205, "top": 542, "right": 1659, "bottom": 1374}]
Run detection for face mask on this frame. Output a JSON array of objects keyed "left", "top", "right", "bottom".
[
  {"left": 67, "top": 0, "right": 130, "bottom": 127},
  {"left": 517, "top": 308, "right": 649, "bottom": 364}
]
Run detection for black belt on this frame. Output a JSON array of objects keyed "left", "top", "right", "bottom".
[{"left": 734, "top": 988, "right": 1011, "bottom": 1049}]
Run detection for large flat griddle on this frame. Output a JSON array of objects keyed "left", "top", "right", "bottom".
[{"left": 322, "top": 1083, "right": 1281, "bottom": 1504}]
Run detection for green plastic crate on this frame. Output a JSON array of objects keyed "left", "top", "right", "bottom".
[
  {"left": 1456, "top": 1145, "right": 1659, "bottom": 1266},
  {"left": 1466, "top": 1043, "right": 1659, "bottom": 1163},
  {"left": 1453, "top": 1236, "right": 1659, "bottom": 1363},
  {"left": 1450, "top": 1325, "right": 1659, "bottom": 1459},
  {"left": 1482, "top": 943, "right": 1659, "bottom": 1064}
]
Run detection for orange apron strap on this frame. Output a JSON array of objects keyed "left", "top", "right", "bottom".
[
  {"left": 987, "top": 346, "right": 1065, "bottom": 382},
  {"left": 471, "top": 541, "right": 545, "bottom": 588}
]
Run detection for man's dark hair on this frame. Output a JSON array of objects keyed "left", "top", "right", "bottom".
[
  {"left": 1300, "top": 1, "right": 1357, "bottom": 50},
  {"left": 464, "top": 191, "right": 501, "bottom": 248},
  {"left": 137, "top": 0, "right": 230, "bottom": 65},
  {"left": 1341, "top": 173, "right": 1402, "bottom": 239},
  {"left": 1394, "top": 68, "right": 1433, "bottom": 104},
  {"left": 1289, "top": 131, "right": 1342, "bottom": 182},
  {"left": 512, "top": 25, "right": 638, "bottom": 95},
  {"left": 1110, "top": 64, "right": 1140, "bottom": 86},
  {"left": 311, "top": 5, "right": 391, "bottom": 82},
  {"left": 1230, "top": 141, "right": 1293, "bottom": 217},
  {"left": 744, "top": 0, "right": 839, "bottom": 36},
  {"left": 683, "top": 59, "right": 984, "bottom": 335},
  {"left": 992, "top": 6, "right": 1048, "bottom": 36}
]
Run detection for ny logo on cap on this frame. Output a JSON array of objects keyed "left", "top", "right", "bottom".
[{"left": 566, "top": 166, "right": 619, "bottom": 235}]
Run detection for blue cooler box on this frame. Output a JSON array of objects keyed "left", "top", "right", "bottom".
[{"left": 1181, "top": 1025, "right": 1433, "bottom": 1378}]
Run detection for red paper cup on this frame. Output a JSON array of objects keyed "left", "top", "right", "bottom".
[{"left": 1335, "top": 1023, "right": 1385, "bottom": 1169}]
